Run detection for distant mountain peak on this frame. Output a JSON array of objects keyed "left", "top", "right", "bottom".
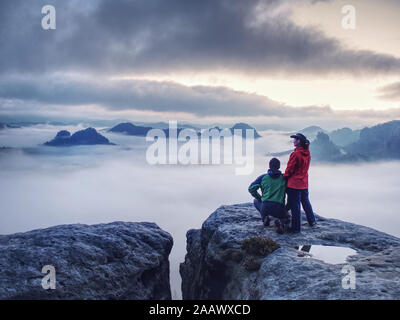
[
  {"left": 231, "top": 122, "right": 253, "bottom": 129},
  {"left": 55, "top": 130, "right": 71, "bottom": 139},
  {"left": 109, "top": 122, "right": 153, "bottom": 136},
  {"left": 109, "top": 121, "right": 260, "bottom": 139},
  {"left": 44, "top": 127, "right": 114, "bottom": 146},
  {"left": 231, "top": 123, "right": 261, "bottom": 138}
]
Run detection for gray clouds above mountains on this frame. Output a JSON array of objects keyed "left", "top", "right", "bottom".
[
  {"left": 1, "top": 75, "right": 400, "bottom": 125},
  {"left": 1, "top": 0, "right": 400, "bottom": 77},
  {"left": 0, "top": 75, "right": 332, "bottom": 117}
]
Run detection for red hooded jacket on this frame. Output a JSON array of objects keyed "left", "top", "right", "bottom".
[{"left": 284, "top": 147, "right": 311, "bottom": 189}]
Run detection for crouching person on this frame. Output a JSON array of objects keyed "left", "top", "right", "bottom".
[{"left": 248, "top": 158, "right": 291, "bottom": 234}]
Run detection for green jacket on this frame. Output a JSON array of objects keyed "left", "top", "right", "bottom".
[{"left": 248, "top": 169, "right": 286, "bottom": 204}]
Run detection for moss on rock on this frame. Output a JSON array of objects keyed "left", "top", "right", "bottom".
[{"left": 241, "top": 236, "right": 280, "bottom": 257}]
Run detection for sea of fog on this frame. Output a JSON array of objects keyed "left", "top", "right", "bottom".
[{"left": 1, "top": 125, "right": 400, "bottom": 299}]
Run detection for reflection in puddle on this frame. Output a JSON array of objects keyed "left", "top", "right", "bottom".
[{"left": 295, "top": 245, "right": 357, "bottom": 264}]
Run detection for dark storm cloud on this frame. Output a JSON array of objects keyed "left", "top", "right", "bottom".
[
  {"left": 0, "top": 75, "right": 334, "bottom": 117},
  {"left": 1, "top": 0, "right": 400, "bottom": 76}
]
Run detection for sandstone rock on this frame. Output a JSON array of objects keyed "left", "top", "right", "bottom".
[
  {"left": 0, "top": 221, "right": 173, "bottom": 299},
  {"left": 180, "top": 203, "right": 400, "bottom": 299},
  {"left": 44, "top": 128, "right": 114, "bottom": 146}
]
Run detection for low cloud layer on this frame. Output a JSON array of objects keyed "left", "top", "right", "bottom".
[{"left": 0, "top": 75, "right": 332, "bottom": 117}]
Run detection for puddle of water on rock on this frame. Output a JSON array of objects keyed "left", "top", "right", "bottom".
[{"left": 295, "top": 245, "right": 357, "bottom": 264}]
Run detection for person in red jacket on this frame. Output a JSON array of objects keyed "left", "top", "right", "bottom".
[{"left": 284, "top": 133, "right": 316, "bottom": 233}]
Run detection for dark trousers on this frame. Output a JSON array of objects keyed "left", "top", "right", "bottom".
[
  {"left": 286, "top": 187, "right": 316, "bottom": 232},
  {"left": 253, "top": 199, "right": 291, "bottom": 225}
]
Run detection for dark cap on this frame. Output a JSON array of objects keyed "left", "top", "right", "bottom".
[
  {"left": 269, "top": 158, "right": 280, "bottom": 170},
  {"left": 290, "top": 133, "right": 307, "bottom": 141}
]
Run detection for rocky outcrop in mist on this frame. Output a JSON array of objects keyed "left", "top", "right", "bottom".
[
  {"left": 109, "top": 122, "right": 153, "bottom": 136},
  {"left": 0, "top": 222, "right": 173, "bottom": 299},
  {"left": 44, "top": 128, "right": 114, "bottom": 146},
  {"left": 180, "top": 203, "right": 400, "bottom": 299},
  {"left": 346, "top": 120, "right": 400, "bottom": 159}
]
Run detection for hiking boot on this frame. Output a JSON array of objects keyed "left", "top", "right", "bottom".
[
  {"left": 263, "top": 217, "right": 271, "bottom": 227},
  {"left": 274, "top": 220, "right": 284, "bottom": 234}
]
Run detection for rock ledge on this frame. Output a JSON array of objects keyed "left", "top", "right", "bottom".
[
  {"left": 0, "top": 221, "right": 173, "bottom": 300},
  {"left": 180, "top": 203, "right": 400, "bottom": 299}
]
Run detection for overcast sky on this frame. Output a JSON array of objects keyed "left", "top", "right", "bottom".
[{"left": 1, "top": 0, "right": 400, "bottom": 129}]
